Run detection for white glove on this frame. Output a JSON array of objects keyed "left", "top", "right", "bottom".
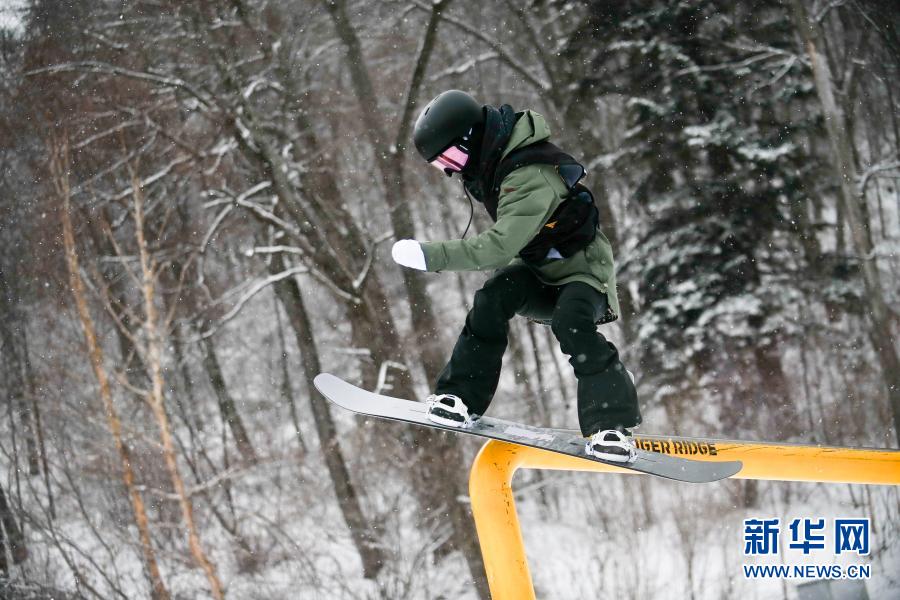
[{"left": 391, "top": 239, "right": 427, "bottom": 271}]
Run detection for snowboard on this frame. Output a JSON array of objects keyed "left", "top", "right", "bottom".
[{"left": 313, "top": 373, "right": 742, "bottom": 484}]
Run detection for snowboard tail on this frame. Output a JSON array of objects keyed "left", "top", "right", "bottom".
[{"left": 313, "top": 373, "right": 742, "bottom": 484}]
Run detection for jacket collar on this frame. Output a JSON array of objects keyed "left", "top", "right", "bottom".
[{"left": 462, "top": 104, "right": 518, "bottom": 203}]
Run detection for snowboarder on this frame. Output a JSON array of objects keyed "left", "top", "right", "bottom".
[{"left": 392, "top": 90, "right": 641, "bottom": 462}]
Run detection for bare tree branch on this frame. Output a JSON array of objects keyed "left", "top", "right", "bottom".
[
  {"left": 408, "top": 0, "right": 550, "bottom": 92},
  {"left": 26, "top": 61, "right": 217, "bottom": 109}
]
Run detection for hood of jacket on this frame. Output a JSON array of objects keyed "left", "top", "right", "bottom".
[{"left": 501, "top": 110, "right": 552, "bottom": 160}]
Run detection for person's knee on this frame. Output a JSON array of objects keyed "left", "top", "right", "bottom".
[{"left": 551, "top": 302, "right": 595, "bottom": 343}]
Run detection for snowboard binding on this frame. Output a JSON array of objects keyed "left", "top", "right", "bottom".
[
  {"left": 585, "top": 429, "right": 637, "bottom": 463},
  {"left": 426, "top": 393, "right": 475, "bottom": 428}
]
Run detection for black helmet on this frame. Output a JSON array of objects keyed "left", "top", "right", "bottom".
[{"left": 413, "top": 90, "right": 484, "bottom": 161}]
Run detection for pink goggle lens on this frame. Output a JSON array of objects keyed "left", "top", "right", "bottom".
[{"left": 430, "top": 145, "right": 469, "bottom": 172}]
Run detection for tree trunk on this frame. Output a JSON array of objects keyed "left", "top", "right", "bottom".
[
  {"left": 0, "top": 482, "right": 27, "bottom": 576},
  {"left": 322, "top": 0, "right": 450, "bottom": 382},
  {"left": 273, "top": 295, "right": 306, "bottom": 454},
  {"left": 509, "top": 320, "right": 548, "bottom": 423},
  {"left": 130, "top": 175, "right": 224, "bottom": 600},
  {"left": 791, "top": 0, "right": 900, "bottom": 446},
  {"left": 754, "top": 342, "right": 796, "bottom": 439},
  {"left": 86, "top": 207, "right": 150, "bottom": 390},
  {"left": 0, "top": 268, "right": 39, "bottom": 476},
  {"left": 57, "top": 154, "right": 170, "bottom": 600},
  {"left": 322, "top": 4, "right": 490, "bottom": 595},
  {"left": 200, "top": 334, "right": 258, "bottom": 464},
  {"left": 235, "top": 85, "right": 479, "bottom": 585},
  {"left": 269, "top": 252, "right": 387, "bottom": 579},
  {"left": 21, "top": 328, "right": 55, "bottom": 519}
]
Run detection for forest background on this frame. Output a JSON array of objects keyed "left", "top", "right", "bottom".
[{"left": 0, "top": 0, "right": 898, "bottom": 598}]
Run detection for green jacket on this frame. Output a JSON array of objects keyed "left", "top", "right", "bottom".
[{"left": 420, "top": 110, "right": 621, "bottom": 321}]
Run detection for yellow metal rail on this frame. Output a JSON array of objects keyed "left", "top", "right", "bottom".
[{"left": 468, "top": 435, "right": 900, "bottom": 600}]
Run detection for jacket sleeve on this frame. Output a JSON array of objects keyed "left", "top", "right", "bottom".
[{"left": 420, "top": 166, "right": 559, "bottom": 272}]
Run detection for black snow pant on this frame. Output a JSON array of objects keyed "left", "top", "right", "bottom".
[{"left": 434, "top": 264, "right": 641, "bottom": 436}]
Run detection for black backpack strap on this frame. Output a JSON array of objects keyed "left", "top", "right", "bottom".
[{"left": 491, "top": 141, "right": 585, "bottom": 195}]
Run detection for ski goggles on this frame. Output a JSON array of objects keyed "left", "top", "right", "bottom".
[{"left": 429, "top": 144, "right": 470, "bottom": 173}]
